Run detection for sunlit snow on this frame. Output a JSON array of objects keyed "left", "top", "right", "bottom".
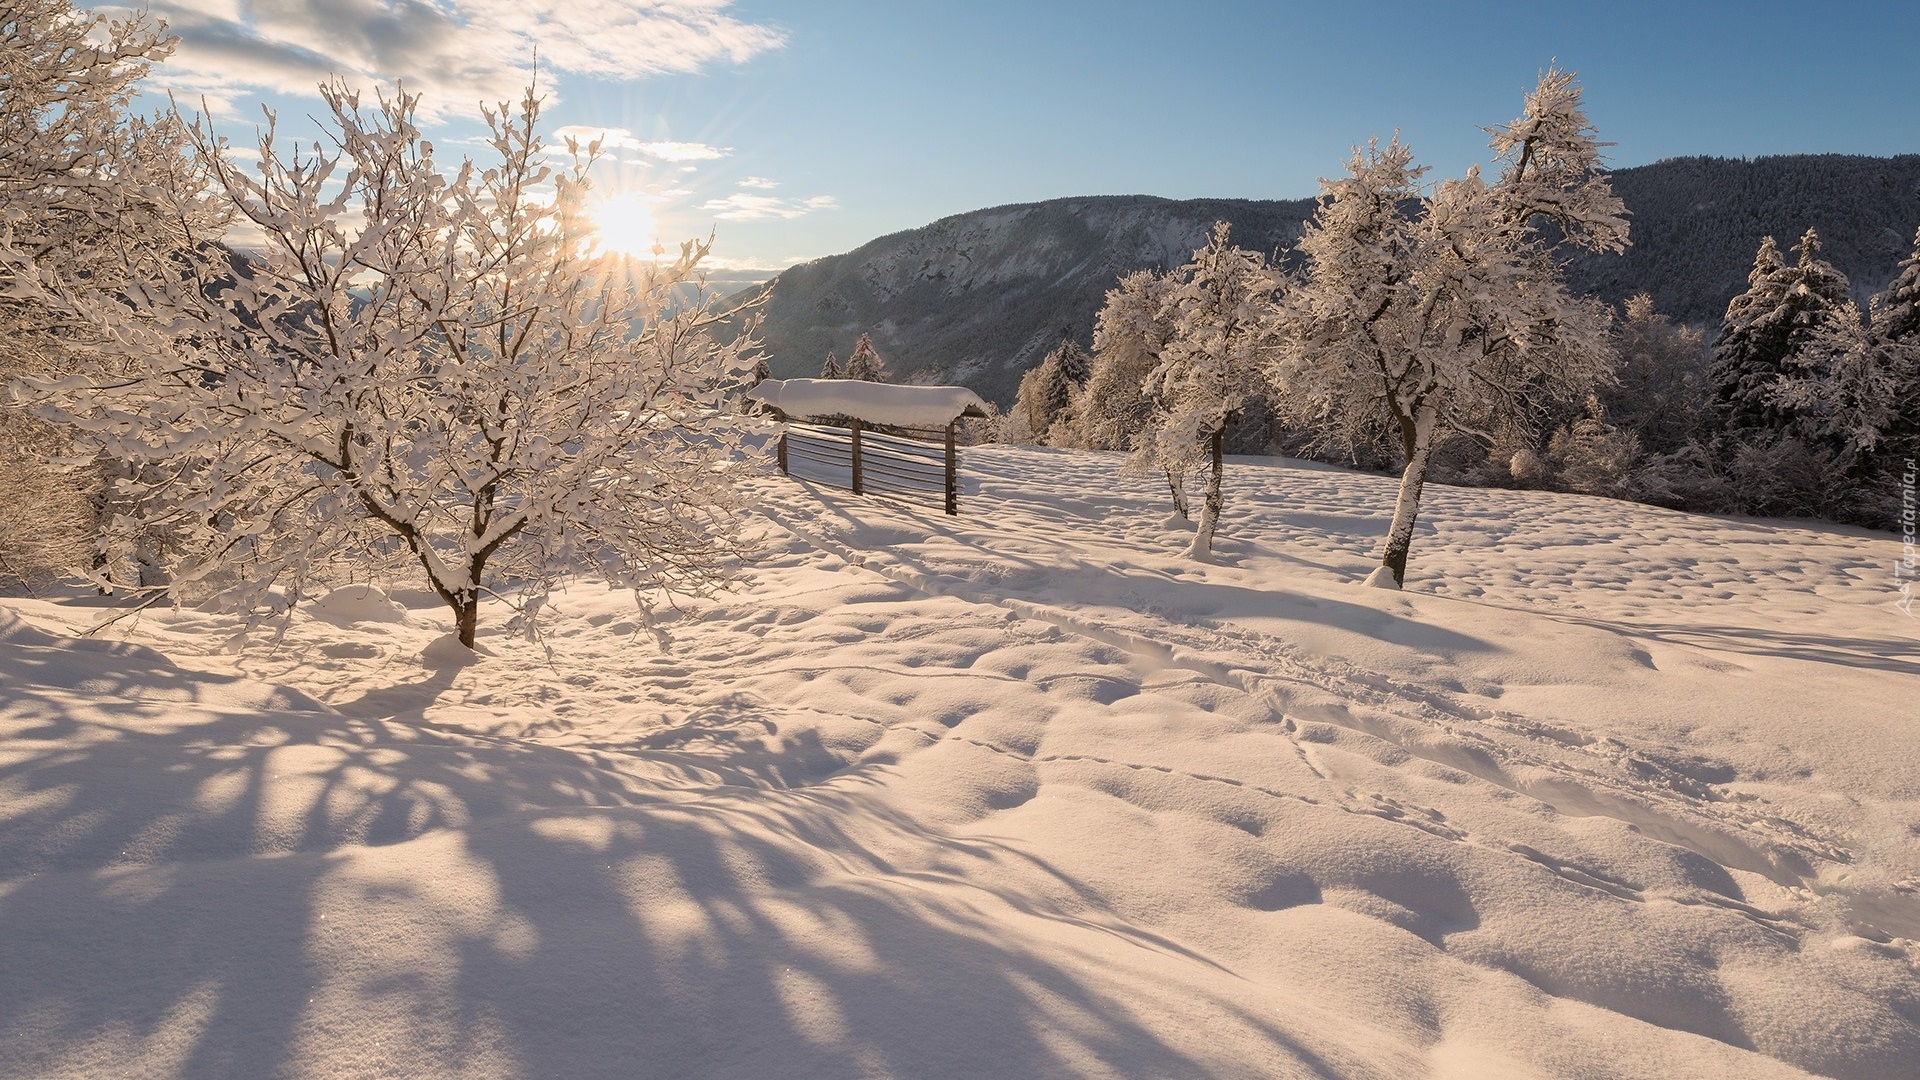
[{"left": 2, "top": 446, "right": 1914, "bottom": 1079}]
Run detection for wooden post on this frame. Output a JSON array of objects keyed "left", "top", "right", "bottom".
[
  {"left": 944, "top": 421, "right": 958, "bottom": 515},
  {"left": 777, "top": 426, "right": 788, "bottom": 475},
  {"left": 849, "top": 420, "right": 864, "bottom": 495}
]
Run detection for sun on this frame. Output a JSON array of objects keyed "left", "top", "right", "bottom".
[{"left": 589, "top": 191, "right": 661, "bottom": 258}]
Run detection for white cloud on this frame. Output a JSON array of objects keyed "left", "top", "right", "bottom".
[
  {"left": 551, "top": 126, "right": 731, "bottom": 162},
  {"left": 735, "top": 176, "right": 778, "bottom": 189},
  {"left": 646, "top": 141, "right": 730, "bottom": 162},
  {"left": 136, "top": 1, "right": 785, "bottom": 120},
  {"left": 698, "top": 193, "right": 837, "bottom": 221}
]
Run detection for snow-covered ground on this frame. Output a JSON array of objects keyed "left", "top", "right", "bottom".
[{"left": 3, "top": 446, "right": 1915, "bottom": 1079}]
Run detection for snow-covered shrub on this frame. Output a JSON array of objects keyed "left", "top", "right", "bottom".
[
  {"left": 1508, "top": 447, "right": 1547, "bottom": 486},
  {"left": 1544, "top": 418, "right": 1642, "bottom": 499}
]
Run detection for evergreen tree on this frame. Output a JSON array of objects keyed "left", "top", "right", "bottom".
[
  {"left": 1867, "top": 226, "right": 1920, "bottom": 464},
  {"left": 1873, "top": 225, "right": 1920, "bottom": 344},
  {"left": 819, "top": 351, "right": 842, "bottom": 379},
  {"left": 1012, "top": 337, "right": 1090, "bottom": 445},
  {"left": 1605, "top": 294, "right": 1713, "bottom": 456},
  {"left": 844, "top": 333, "right": 888, "bottom": 381},
  {"left": 1711, "top": 229, "right": 1852, "bottom": 433}
]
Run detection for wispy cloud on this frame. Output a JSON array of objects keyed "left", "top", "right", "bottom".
[
  {"left": 735, "top": 176, "right": 778, "bottom": 189},
  {"left": 552, "top": 126, "right": 731, "bottom": 162},
  {"left": 139, "top": 1, "right": 786, "bottom": 119},
  {"left": 698, "top": 193, "right": 837, "bottom": 221}
]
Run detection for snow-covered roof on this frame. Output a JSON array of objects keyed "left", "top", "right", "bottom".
[{"left": 746, "top": 378, "right": 990, "bottom": 428}]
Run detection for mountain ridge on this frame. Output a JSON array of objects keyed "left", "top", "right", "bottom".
[{"left": 743, "top": 154, "right": 1920, "bottom": 404}]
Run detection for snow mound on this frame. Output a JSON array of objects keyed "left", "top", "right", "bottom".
[
  {"left": 748, "top": 378, "right": 989, "bottom": 428},
  {"left": 309, "top": 584, "right": 410, "bottom": 625},
  {"left": 420, "top": 633, "right": 488, "bottom": 667},
  {"left": 1361, "top": 565, "right": 1401, "bottom": 588}
]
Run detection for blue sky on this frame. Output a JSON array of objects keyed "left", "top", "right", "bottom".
[{"left": 133, "top": 0, "right": 1920, "bottom": 284}]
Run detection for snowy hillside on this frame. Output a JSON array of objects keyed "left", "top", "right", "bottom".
[{"left": 3, "top": 446, "right": 1916, "bottom": 1079}]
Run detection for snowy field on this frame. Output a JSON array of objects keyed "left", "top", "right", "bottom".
[{"left": 2, "top": 445, "right": 1916, "bottom": 1079}]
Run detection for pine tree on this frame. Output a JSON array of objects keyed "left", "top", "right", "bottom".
[
  {"left": 819, "top": 351, "right": 842, "bottom": 379},
  {"left": 1874, "top": 226, "right": 1920, "bottom": 346},
  {"left": 1867, "top": 226, "right": 1920, "bottom": 464},
  {"left": 1605, "top": 294, "right": 1712, "bottom": 456},
  {"left": 844, "top": 333, "right": 888, "bottom": 381},
  {"left": 1012, "top": 337, "right": 1091, "bottom": 445},
  {"left": 1711, "top": 229, "right": 1852, "bottom": 433}
]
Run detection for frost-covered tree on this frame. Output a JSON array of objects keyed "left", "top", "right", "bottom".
[
  {"left": 1867, "top": 227, "right": 1920, "bottom": 465},
  {"left": 1604, "top": 294, "right": 1713, "bottom": 455},
  {"left": 0, "top": 0, "right": 215, "bottom": 591},
  {"left": 844, "top": 333, "right": 888, "bottom": 382},
  {"left": 1876, "top": 226, "right": 1920, "bottom": 345},
  {"left": 1138, "top": 221, "right": 1280, "bottom": 558},
  {"left": 6, "top": 83, "right": 762, "bottom": 648},
  {"left": 1011, "top": 336, "right": 1090, "bottom": 445},
  {"left": 1076, "top": 269, "right": 1172, "bottom": 453},
  {"left": 1768, "top": 303, "right": 1902, "bottom": 456},
  {"left": 1711, "top": 229, "right": 1853, "bottom": 433},
  {"left": 819, "top": 351, "right": 842, "bottom": 379},
  {"left": 1274, "top": 68, "right": 1627, "bottom": 587}
]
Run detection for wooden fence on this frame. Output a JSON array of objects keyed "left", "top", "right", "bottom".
[{"left": 777, "top": 419, "right": 961, "bottom": 515}]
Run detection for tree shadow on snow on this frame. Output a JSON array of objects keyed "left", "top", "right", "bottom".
[{"left": 0, "top": 634, "right": 1346, "bottom": 1079}]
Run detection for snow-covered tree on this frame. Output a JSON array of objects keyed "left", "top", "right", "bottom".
[
  {"left": 1876, "top": 226, "right": 1920, "bottom": 345},
  {"left": 1011, "top": 336, "right": 1090, "bottom": 445},
  {"left": 0, "top": 0, "right": 216, "bottom": 591},
  {"left": 1711, "top": 229, "right": 1853, "bottom": 433},
  {"left": 1076, "top": 269, "right": 1172, "bottom": 454},
  {"left": 1768, "top": 303, "right": 1904, "bottom": 456},
  {"left": 1274, "top": 68, "right": 1627, "bottom": 587},
  {"left": 6, "top": 83, "right": 763, "bottom": 648},
  {"left": 844, "top": 333, "right": 888, "bottom": 382},
  {"left": 1138, "top": 221, "right": 1280, "bottom": 558},
  {"left": 1868, "top": 227, "right": 1920, "bottom": 464},
  {"left": 1604, "top": 294, "right": 1713, "bottom": 455},
  {"left": 819, "top": 351, "right": 842, "bottom": 379}
]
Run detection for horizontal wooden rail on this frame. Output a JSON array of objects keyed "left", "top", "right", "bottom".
[{"left": 776, "top": 417, "right": 961, "bottom": 514}]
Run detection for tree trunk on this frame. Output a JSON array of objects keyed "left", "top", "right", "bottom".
[
  {"left": 1186, "top": 428, "right": 1225, "bottom": 560},
  {"left": 1374, "top": 406, "right": 1437, "bottom": 587},
  {"left": 1166, "top": 470, "right": 1190, "bottom": 519},
  {"left": 454, "top": 590, "right": 480, "bottom": 649}
]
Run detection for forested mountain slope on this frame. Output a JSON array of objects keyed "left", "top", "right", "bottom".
[{"left": 746, "top": 155, "right": 1920, "bottom": 403}]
